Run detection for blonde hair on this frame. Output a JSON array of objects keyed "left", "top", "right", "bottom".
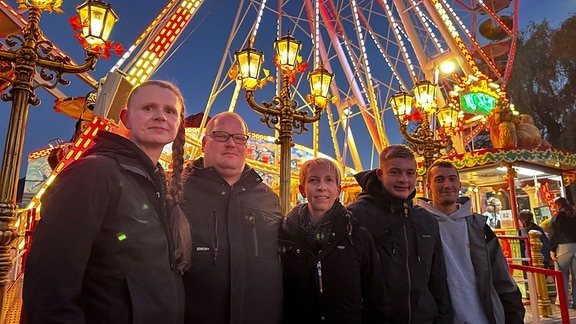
[
  {"left": 127, "top": 80, "right": 185, "bottom": 112},
  {"left": 299, "top": 158, "right": 341, "bottom": 186}
]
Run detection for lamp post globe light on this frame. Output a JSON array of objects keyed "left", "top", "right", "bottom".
[
  {"left": 0, "top": 0, "right": 117, "bottom": 311},
  {"left": 235, "top": 33, "right": 334, "bottom": 215},
  {"left": 389, "top": 79, "right": 459, "bottom": 181}
]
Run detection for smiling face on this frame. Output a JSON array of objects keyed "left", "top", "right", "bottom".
[
  {"left": 377, "top": 157, "right": 417, "bottom": 200},
  {"left": 299, "top": 159, "right": 342, "bottom": 221},
  {"left": 427, "top": 164, "right": 461, "bottom": 213},
  {"left": 120, "top": 82, "right": 183, "bottom": 163},
  {"left": 202, "top": 112, "right": 248, "bottom": 185}
]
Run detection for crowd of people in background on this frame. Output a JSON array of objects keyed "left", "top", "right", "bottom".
[{"left": 25, "top": 79, "right": 571, "bottom": 323}]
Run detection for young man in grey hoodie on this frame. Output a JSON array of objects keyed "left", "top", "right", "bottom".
[{"left": 417, "top": 160, "right": 525, "bottom": 324}]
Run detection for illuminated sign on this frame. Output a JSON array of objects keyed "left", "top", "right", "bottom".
[
  {"left": 456, "top": 73, "right": 502, "bottom": 115},
  {"left": 460, "top": 92, "right": 498, "bottom": 115}
]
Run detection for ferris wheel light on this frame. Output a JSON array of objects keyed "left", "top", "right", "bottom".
[
  {"left": 308, "top": 63, "right": 334, "bottom": 108},
  {"left": 274, "top": 34, "right": 302, "bottom": 70},
  {"left": 76, "top": 0, "right": 118, "bottom": 46},
  {"left": 235, "top": 46, "right": 264, "bottom": 90}
]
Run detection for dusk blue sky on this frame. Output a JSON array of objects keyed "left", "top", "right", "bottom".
[{"left": 0, "top": 0, "right": 574, "bottom": 178}]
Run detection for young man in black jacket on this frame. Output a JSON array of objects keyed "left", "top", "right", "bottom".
[{"left": 347, "top": 144, "right": 452, "bottom": 323}]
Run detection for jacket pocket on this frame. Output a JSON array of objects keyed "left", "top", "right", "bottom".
[
  {"left": 188, "top": 211, "right": 220, "bottom": 266},
  {"left": 244, "top": 209, "right": 281, "bottom": 259}
]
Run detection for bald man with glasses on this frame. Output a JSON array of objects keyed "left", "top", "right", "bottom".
[{"left": 180, "top": 112, "right": 284, "bottom": 323}]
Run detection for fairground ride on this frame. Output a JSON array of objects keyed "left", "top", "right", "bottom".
[
  {"left": 19, "top": 0, "right": 520, "bottom": 209},
  {"left": 201, "top": 0, "right": 519, "bottom": 173},
  {"left": 0, "top": 0, "right": 519, "bottom": 321}
]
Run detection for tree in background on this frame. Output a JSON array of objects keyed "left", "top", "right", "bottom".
[
  {"left": 508, "top": 15, "right": 576, "bottom": 151},
  {"left": 507, "top": 14, "right": 576, "bottom": 200}
]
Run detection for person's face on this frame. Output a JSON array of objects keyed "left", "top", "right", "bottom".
[
  {"left": 120, "top": 84, "right": 181, "bottom": 157},
  {"left": 494, "top": 202, "right": 502, "bottom": 212},
  {"left": 427, "top": 166, "right": 461, "bottom": 207},
  {"left": 299, "top": 164, "right": 342, "bottom": 218},
  {"left": 202, "top": 114, "right": 247, "bottom": 178},
  {"left": 376, "top": 157, "right": 417, "bottom": 199}
]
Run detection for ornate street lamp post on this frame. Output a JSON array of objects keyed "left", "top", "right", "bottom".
[
  {"left": 235, "top": 34, "right": 334, "bottom": 214},
  {"left": 390, "top": 80, "right": 458, "bottom": 183},
  {"left": 0, "top": 0, "right": 117, "bottom": 310}
]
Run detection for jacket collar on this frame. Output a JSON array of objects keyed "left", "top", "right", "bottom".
[
  {"left": 187, "top": 157, "right": 264, "bottom": 189},
  {"left": 87, "top": 131, "right": 163, "bottom": 184}
]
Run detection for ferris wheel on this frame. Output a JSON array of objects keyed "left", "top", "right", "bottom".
[{"left": 199, "top": 0, "right": 519, "bottom": 172}]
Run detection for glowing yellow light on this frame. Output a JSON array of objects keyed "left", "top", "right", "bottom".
[
  {"left": 439, "top": 60, "right": 456, "bottom": 74},
  {"left": 46, "top": 174, "right": 56, "bottom": 186}
]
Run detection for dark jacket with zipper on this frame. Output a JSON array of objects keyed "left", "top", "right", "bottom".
[
  {"left": 279, "top": 202, "right": 386, "bottom": 324},
  {"left": 181, "top": 158, "right": 283, "bottom": 324},
  {"left": 23, "top": 131, "right": 184, "bottom": 324},
  {"left": 346, "top": 170, "right": 452, "bottom": 324}
]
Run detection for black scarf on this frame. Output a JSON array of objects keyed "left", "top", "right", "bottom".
[{"left": 297, "top": 201, "right": 346, "bottom": 252}]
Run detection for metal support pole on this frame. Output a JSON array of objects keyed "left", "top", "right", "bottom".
[
  {"left": 244, "top": 72, "right": 324, "bottom": 215},
  {"left": 529, "top": 230, "right": 553, "bottom": 317},
  {"left": 0, "top": 7, "right": 42, "bottom": 312},
  {"left": 278, "top": 75, "right": 293, "bottom": 215},
  {"left": 278, "top": 132, "right": 292, "bottom": 215},
  {"left": 504, "top": 162, "right": 521, "bottom": 229}
]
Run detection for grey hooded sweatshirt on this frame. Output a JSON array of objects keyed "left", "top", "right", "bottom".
[{"left": 417, "top": 197, "right": 525, "bottom": 324}]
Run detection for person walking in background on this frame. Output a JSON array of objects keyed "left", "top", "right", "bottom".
[
  {"left": 549, "top": 197, "right": 576, "bottom": 308},
  {"left": 519, "top": 209, "right": 552, "bottom": 268},
  {"left": 180, "top": 111, "right": 283, "bottom": 323},
  {"left": 346, "top": 144, "right": 452, "bottom": 323},
  {"left": 418, "top": 161, "right": 525, "bottom": 323},
  {"left": 23, "top": 80, "right": 191, "bottom": 323},
  {"left": 279, "top": 158, "right": 386, "bottom": 323},
  {"left": 484, "top": 197, "right": 503, "bottom": 229}
]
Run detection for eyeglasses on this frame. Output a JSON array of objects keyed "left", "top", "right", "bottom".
[{"left": 209, "top": 131, "right": 249, "bottom": 144}]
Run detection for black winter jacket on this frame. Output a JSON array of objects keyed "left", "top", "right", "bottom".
[
  {"left": 549, "top": 209, "right": 576, "bottom": 252},
  {"left": 181, "top": 158, "right": 283, "bottom": 324},
  {"left": 23, "top": 131, "right": 184, "bottom": 324},
  {"left": 346, "top": 170, "right": 452, "bottom": 324},
  {"left": 279, "top": 202, "right": 386, "bottom": 324}
]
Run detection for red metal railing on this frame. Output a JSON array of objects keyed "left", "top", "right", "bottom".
[
  {"left": 509, "top": 264, "right": 569, "bottom": 323},
  {"left": 497, "top": 234, "right": 533, "bottom": 266},
  {"left": 497, "top": 234, "right": 570, "bottom": 322}
]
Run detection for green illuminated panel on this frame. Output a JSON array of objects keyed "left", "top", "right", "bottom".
[{"left": 460, "top": 92, "right": 497, "bottom": 115}]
